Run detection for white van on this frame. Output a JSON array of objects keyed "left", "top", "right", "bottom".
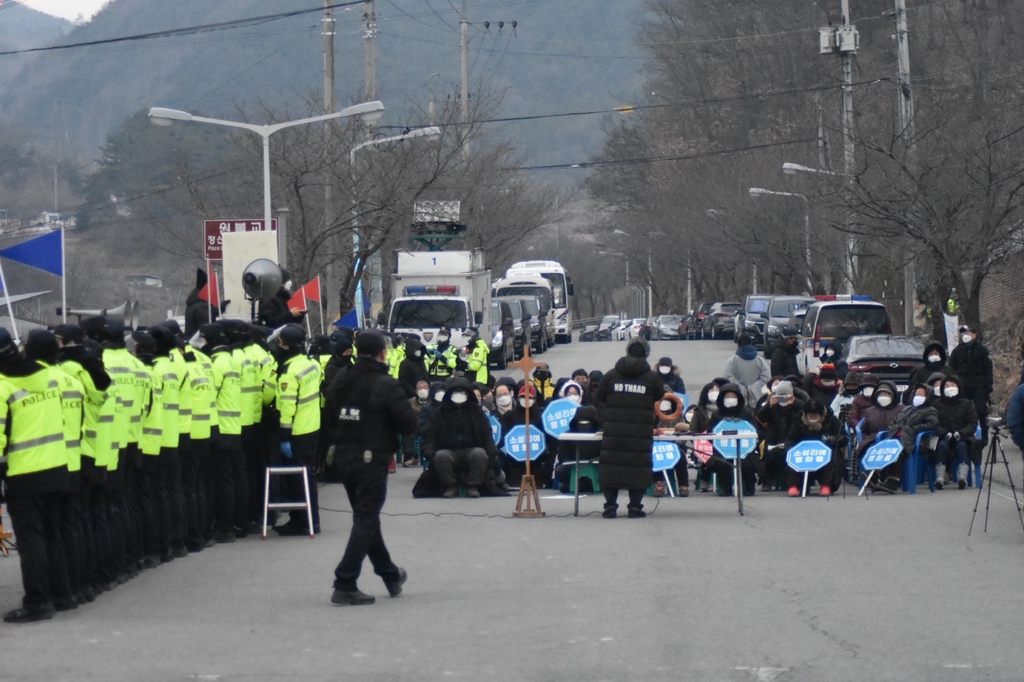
[{"left": 797, "top": 297, "right": 891, "bottom": 375}]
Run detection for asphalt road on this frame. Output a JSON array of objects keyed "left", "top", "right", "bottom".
[{"left": 3, "top": 337, "right": 1024, "bottom": 682}]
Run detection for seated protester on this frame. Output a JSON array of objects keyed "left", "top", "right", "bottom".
[
  {"left": 474, "top": 382, "right": 495, "bottom": 414},
  {"left": 934, "top": 375, "right": 978, "bottom": 490},
  {"left": 754, "top": 376, "right": 784, "bottom": 413},
  {"left": 707, "top": 383, "right": 759, "bottom": 497},
  {"left": 403, "top": 381, "right": 431, "bottom": 467},
  {"left": 415, "top": 381, "right": 448, "bottom": 447},
  {"left": 756, "top": 381, "right": 804, "bottom": 492},
  {"left": 499, "top": 383, "right": 547, "bottom": 486},
  {"left": 587, "top": 370, "right": 604, "bottom": 410},
  {"left": 570, "top": 369, "right": 591, "bottom": 404},
  {"left": 532, "top": 365, "right": 556, "bottom": 406},
  {"left": 655, "top": 356, "right": 686, "bottom": 395},
  {"left": 493, "top": 378, "right": 517, "bottom": 419},
  {"left": 724, "top": 333, "right": 771, "bottom": 404},
  {"left": 784, "top": 399, "right": 843, "bottom": 497},
  {"left": 686, "top": 378, "right": 730, "bottom": 492},
  {"left": 802, "top": 362, "right": 841, "bottom": 406},
  {"left": 819, "top": 342, "right": 842, "bottom": 378},
  {"left": 857, "top": 381, "right": 904, "bottom": 458},
  {"left": 849, "top": 373, "right": 879, "bottom": 427},
  {"left": 422, "top": 378, "right": 499, "bottom": 498},
  {"left": 652, "top": 394, "right": 690, "bottom": 497},
  {"left": 830, "top": 372, "right": 863, "bottom": 425},
  {"left": 559, "top": 380, "right": 585, "bottom": 405},
  {"left": 907, "top": 342, "right": 954, "bottom": 399},
  {"left": 554, "top": 405, "right": 602, "bottom": 493},
  {"left": 881, "top": 382, "right": 939, "bottom": 492},
  {"left": 926, "top": 371, "right": 946, "bottom": 401}
]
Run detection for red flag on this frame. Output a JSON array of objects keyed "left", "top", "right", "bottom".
[
  {"left": 288, "top": 277, "right": 320, "bottom": 308},
  {"left": 198, "top": 269, "right": 219, "bottom": 308}
]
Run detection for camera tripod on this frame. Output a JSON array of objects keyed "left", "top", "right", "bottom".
[{"left": 968, "top": 423, "right": 1024, "bottom": 539}]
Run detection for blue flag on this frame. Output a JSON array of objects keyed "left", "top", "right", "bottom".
[
  {"left": 0, "top": 229, "right": 63, "bottom": 277},
  {"left": 335, "top": 309, "right": 360, "bottom": 328}
]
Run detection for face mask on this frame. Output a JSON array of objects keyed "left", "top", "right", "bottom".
[
  {"left": 933, "top": 385, "right": 942, "bottom": 396},
  {"left": 482, "top": 396, "right": 495, "bottom": 410},
  {"left": 438, "top": 334, "right": 450, "bottom": 344},
  {"left": 961, "top": 334, "right": 972, "bottom": 344},
  {"left": 912, "top": 395, "right": 926, "bottom": 407},
  {"left": 823, "top": 349, "right": 835, "bottom": 358},
  {"left": 777, "top": 396, "right": 792, "bottom": 406},
  {"left": 519, "top": 398, "right": 532, "bottom": 408},
  {"left": 707, "top": 389, "right": 720, "bottom": 403},
  {"left": 876, "top": 395, "right": 892, "bottom": 407},
  {"left": 450, "top": 392, "right": 468, "bottom": 405},
  {"left": 417, "top": 389, "right": 429, "bottom": 400},
  {"left": 568, "top": 394, "right": 582, "bottom": 405},
  {"left": 820, "top": 380, "right": 836, "bottom": 388},
  {"left": 928, "top": 355, "right": 942, "bottom": 364},
  {"left": 659, "top": 366, "right": 671, "bottom": 375},
  {"left": 944, "top": 386, "right": 959, "bottom": 398},
  {"left": 496, "top": 394, "right": 513, "bottom": 408},
  {"left": 414, "top": 350, "right": 423, "bottom": 359},
  {"left": 433, "top": 391, "right": 446, "bottom": 403},
  {"left": 189, "top": 332, "right": 204, "bottom": 350},
  {"left": 806, "top": 415, "right": 823, "bottom": 425},
  {"left": 723, "top": 396, "right": 739, "bottom": 409},
  {"left": 575, "top": 420, "right": 593, "bottom": 431},
  {"left": 659, "top": 400, "right": 673, "bottom": 413},
  {"left": 863, "top": 387, "right": 874, "bottom": 398}
]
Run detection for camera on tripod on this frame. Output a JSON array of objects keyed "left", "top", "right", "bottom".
[{"left": 987, "top": 415, "right": 1004, "bottom": 431}]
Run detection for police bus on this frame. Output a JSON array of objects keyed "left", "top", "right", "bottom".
[{"left": 504, "top": 260, "right": 575, "bottom": 344}]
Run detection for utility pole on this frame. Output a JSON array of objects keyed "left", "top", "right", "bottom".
[
  {"left": 322, "top": 0, "right": 338, "bottom": 315},
  {"left": 364, "top": 0, "right": 377, "bottom": 103},
  {"left": 894, "top": 0, "right": 916, "bottom": 334},
  {"left": 839, "top": 0, "right": 857, "bottom": 295},
  {"left": 460, "top": 0, "right": 470, "bottom": 158}
]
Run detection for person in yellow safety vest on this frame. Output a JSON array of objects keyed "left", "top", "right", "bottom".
[
  {"left": 0, "top": 329, "right": 76, "bottom": 623},
  {"left": 82, "top": 316, "right": 138, "bottom": 582},
  {"left": 129, "top": 330, "right": 167, "bottom": 567},
  {"left": 272, "top": 323, "right": 322, "bottom": 536},
  {"left": 200, "top": 323, "right": 243, "bottom": 544},
  {"left": 55, "top": 323, "right": 114, "bottom": 601},
  {"left": 190, "top": 336, "right": 220, "bottom": 545},
  {"left": 464, "top": 328, "right": 490, "bottom": 385},
  {"left": 222, "top": 320, "right": 257, "bottom": 535},
  {"left": 23, "top": 330, "right": 88, "bottom": 608},
  {"left": 243, "top": 324, "right": 275, "bottom": 527},
  {"left": 387, "top": 334, "right": 406, "bottom": 379},
  {"left": 169, "top": 319, "right": 216, "bottom": 552},
  {"left": 425, "top": 326, "right": 459, "bottom": 381},
  {"left": 150, "top": 327, "right": 187, "bottom": 560}
]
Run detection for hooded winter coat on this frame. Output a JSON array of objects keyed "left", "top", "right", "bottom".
[
  {"left": 596, "top": 353, "right": 663, "bottom": 490},
  {"left": 858, "top": 381, "right": 904, "bottom": 443},
  {"left": 422, "top": 378, "right": 499, "bottom": 460},
  {"left": 655, "top": 357, "right": 686, "bottom": 394},
  {"left": 723, "top": 344, "right": 771, "bottom": 403},
  {"left": 848, "top": 375, "right": 879, "bottom": 427},
  {"left": 398, "top": 337, "right": 430, "bottom": 398},
  {"left": 887, "top": 384, "right": 939, "bottom": 454},
  {"left": 908, "top": 342, "right": 953, "bottom": 391},
  {"left": 770, "top": 340, "right": 801, "bottom": 379},
  {"left": 757, "top": 396, "right": 806, "bottom": 445},
  {"left": 934, "top": 376, "right": 978, "bottom": 442},
  {"left": 950, "top": 339, "right": 994, "bottom": 396}
]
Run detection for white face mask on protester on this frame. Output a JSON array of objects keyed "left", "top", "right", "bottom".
[
  {"left": 568, "top": 394, "right": 582, "bottom": 405},
  {"left": 416, "top": 389, "right": 429, "bottom": 400},
  {"left": 863, "top": 387, "right": 874, "bottom": 398},
  {"left": 723, "top": 396, "right": 739, "bottom": 409},
  {"left": 707, "top": 389, "right": 720, "bottom": 403},
  {"left": 519, "top": 398, "right": 532, "bottom": 408},
  {"left": 928, "top": 354, "right": 942, "bottom": 364},
  {"left": 659, "top": 400, "right": 673, "bottom": 413},
  {"left": 933, "top": 385, "right": 942, "bottom": 396},
  {"left": 944, "top": 386, "right": 960, "bottom": 398},
  {"left": 496, "top": 394, "right": 513, "bottom": 408},
  {"left": 961, "top": 334, "right": 972, "bottom": 344},
  {"left": 449, "top": 392, "right": 468, "bottom": 405},
  {"left": 659, "top": 365, "right": 671, "bottom": 375},
  {"left": 876, "top": 394, "right": 893, "bottom": 407},
  {"left": 912, "top": 395, "right": 926, "bottom": 407},
  {"left": 433, "top": 391, "right": 446, "bottom": 403}
]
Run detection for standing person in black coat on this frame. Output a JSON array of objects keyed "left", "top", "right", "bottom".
[
  {"left": 771, "top": 331, "right": 801, "bottom": 379},
  {"left": 326, "top": 331, "right": 418, "bottom": 606},
  {"left": 398, "top": 336, "right": 429, "bottom": 398},
  {"left": 949, "top": 325, "right": 993, "bottom": 455},
  {"left": 596, "top": 337, "right": 662, "bottom": 518}
]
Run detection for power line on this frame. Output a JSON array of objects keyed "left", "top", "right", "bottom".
[{"left": 0, "top": 1, "right": 365, "bottom": 57}]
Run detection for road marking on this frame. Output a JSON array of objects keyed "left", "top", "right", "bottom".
[{"left": 735, "top": 667, "right": 789, "bottom": 681}]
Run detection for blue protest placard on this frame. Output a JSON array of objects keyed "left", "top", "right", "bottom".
[
  {"left": 786, "top": 440, "right": 833, "bottom": 473},
  {"left": 711, "top": 418, "right": 758, "bottom": 459},
  {"left": 862, "top": 439, "right": 903, "bottom": 471},
  {"left": 651, "top": 441, "right": 682, "bottom": 472},
  {"left": 502, "top": 424, "right": 545, "bottom": 462},
  {"left": 674, "top": 392, "right": 690, "bottom": 412},
  {"left": 487, "top": 413, "right": 501, "bottom": 445},
  {"left": 541, "top": 398, "right": 579, "bottom": 438}
]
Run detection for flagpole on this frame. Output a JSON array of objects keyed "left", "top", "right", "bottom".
[
  {"left": 60, "top": 228, "right": 66, "bottom": 324},
  {"left": 318, "top": 275, "right": 325, "bottom": 336},
  {"left": 302, "top": 290, "right": 312, "bottom": 337},
  {"left": 206, "top": 260, "right": 213, "bottom": 324},
  {"left": 0, "top": 257, "right": 18, "bottom": 344}
]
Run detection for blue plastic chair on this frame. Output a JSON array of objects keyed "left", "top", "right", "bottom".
[{"left": 904, "top": 430, "right": 935, "bottom": 493}]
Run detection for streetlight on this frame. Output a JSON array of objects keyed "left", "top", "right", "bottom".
[
  {"left": 749, "top": 187, "right": 812, "bottom": 292},
  {"left": 148, "top": 101, "right": 386, "bottom": 267},
  {"left": 349, "top": 126, "right": 442, "bottom": 327},
  {"left": 783, "top": 162, "right": 838, "bottom": 176},
  {"left": 611, "top": 228, "right": 661, "bottom": 318}
]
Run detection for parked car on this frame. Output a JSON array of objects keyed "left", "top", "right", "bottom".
[
  {"left": 762, "top": 295, "right": 815, "bottom": 356},
  {"left": 579, "top": 324, "right": 599, "bottom": 342},
  {"left": 797, "top": 297, "right": 891, "bottom": 375},
  {"left": 629, "top": 317, "right": 647, "bottom": 338},
  {"left": 488, "top": 300, "right": 515, "bottom": 369},
  {"left": 612, "top": 318, "right": 630, "bottom": 341},
  {"left": 734, "top": 295, "right": 774, "bottom": 346},
  {"left": 493, "top": 296, "right": 532, "bottom": 359},
  {"left": 653, "top": 314, "right": 683, "bottom": 340},
  {"left": 596, "top": 314, "right": 620, "bottom": 341},
  {"left": 687, "top": 303, "right": 714, "bottom": 339},
  {"left": 839, "top": 335, "right": 924, "bottom": 398},
  {"left": 701, "top": 302, "right": 742, "bottom": 339}
]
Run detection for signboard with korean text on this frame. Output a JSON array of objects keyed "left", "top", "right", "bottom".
[
  {"left": 487, "top": 413, "right": 501, "bottom": 445},
  {"left": 786, "top": 441, "right": 833, "bottom": 473},
  {"left": 711, "top": 419, "right": 758, "bottom": 459},
  {"left": 503, "top": 424, "right": 545, "bottom": 462},
  {"left": 204, "top": 219, "right": 277, "bottom": 261},
  {"left": 862, "top": 439, "right": 903, "bottom": 471},
  {"left": 541, "top": 398, "right": 579, "bottom": 438},
  {"left": 651, "top": 441, "right": 682, "bottom": 472}
]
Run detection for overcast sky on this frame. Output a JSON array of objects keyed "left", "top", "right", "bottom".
[{"left": 22, "top": 0, "right": 108, "bottom": 22}]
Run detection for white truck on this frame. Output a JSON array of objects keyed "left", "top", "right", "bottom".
[{"left": 387, "top": 249, "right": 491, "bottom": 348}]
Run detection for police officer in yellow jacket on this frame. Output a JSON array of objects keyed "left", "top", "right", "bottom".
[
  {"left": 129, "top": 331, "right": 166, "bottom": 567},
  {"left": 464, "top": 328, "right": 490, "bottom": 385},
  {"left": 201, "top": 323, "right": 243, "bottom": 543},
  {"left": 425, "top": 326, "right": 459, "bottom": 381},
  {"left": 273, "top": 324, "right": 322, "bottom": 535},
  {"left": 0, "top": 329, "right": 75, "bottom": 623},
  {"left": 224, "top": 321, "right": 257, "bottom": 534},
  {"left": 150, "top": 327, "right": 187, "bottom": 559}
]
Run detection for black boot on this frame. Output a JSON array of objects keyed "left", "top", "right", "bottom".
[{"left": 602, "top": 503, "right": 618, "bottom": 519}]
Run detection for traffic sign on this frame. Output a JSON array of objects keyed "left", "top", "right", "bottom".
[
  {"left": 502, "top": 424, "right": 545, "bottom": 462},
  {"left": 711, "top": 419, "right": 758, "bottom": 459},
  {"left": 541, "top": 398, "right": 579, "bottom": 438},
  {"left": 651, "top": 442, "right": 682, "bottom": 472},
  {"left": 487, "top": 413, "right": 501, "bottom": 445},
  {"left": 786, "top": 440, "right": 833, "bottom": 473},
  {"left": 862, "top": 439, "right": 903, "bottom": 471},
  {"left": 204, "top": 219, "right": 277, "bottom": 260}
]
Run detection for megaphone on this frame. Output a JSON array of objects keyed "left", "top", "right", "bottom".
[
  {"left": 242, "top": 258, "right": 283, "bottom": 302},
  {"left": 65, "top": 301, "right": 131, "bottom": 327}
]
